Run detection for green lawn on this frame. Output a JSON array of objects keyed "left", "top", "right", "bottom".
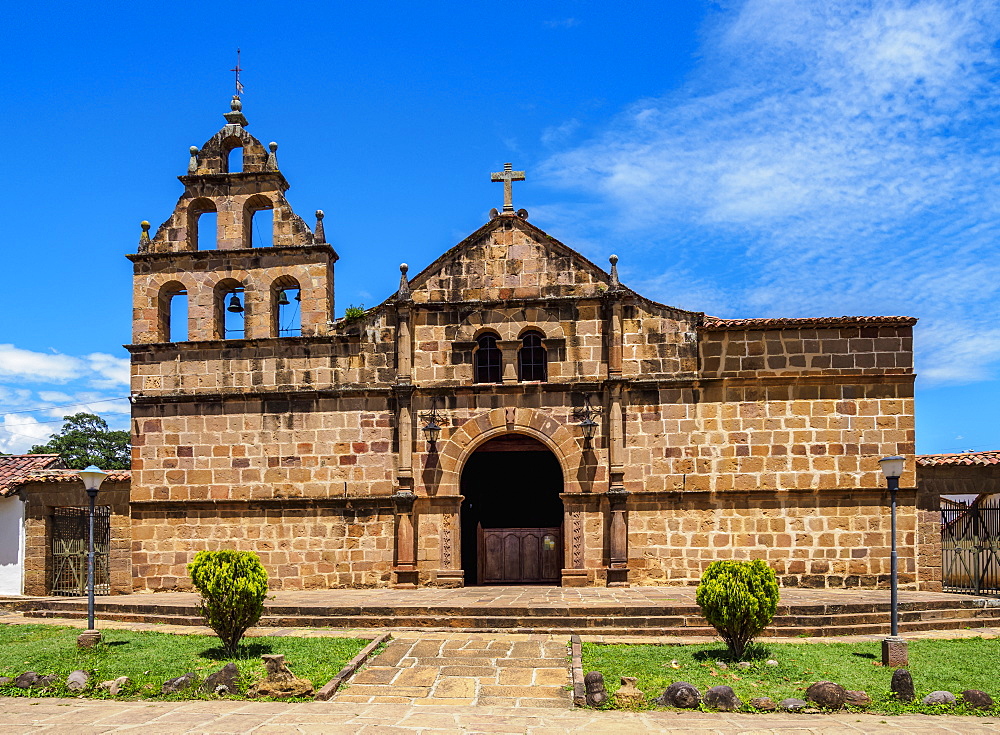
[
  {"left": 583, "top": 637, "right": 1000, "bottom": 715},
  {"left": 0, "top": 624, "right": 370, "bottom": 700}
]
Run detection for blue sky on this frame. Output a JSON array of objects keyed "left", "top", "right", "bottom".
[{"left": 1, "top": 0, "right": 998, "bottom": 456}]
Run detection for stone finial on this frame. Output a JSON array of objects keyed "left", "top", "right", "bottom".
[
  {"left": 265, "top": 141, "right": 279, "bottom": 171},
  {"left": 223, "top": 94, "right": 249, "bottom": 127},
  {"left": 188, "top": 146, "right": 199, "bottom": 174},
  {"left": 608, "top": 254, "right": 622, "bottom": 291},
  {"left": 314, "top": 210, "right": 326, "bottom": 243},
  {"left": 139, "top": 221, "right": 151, "bottom": 251},
  {"left": 396, "top": 263, "right": 412, "bottom": 302}
]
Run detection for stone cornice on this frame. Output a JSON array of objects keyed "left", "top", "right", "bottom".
[
  {"left": 130, "top": 370, "right": 913, "bottom": 406},
  {"left": 126, "top": 243, "right": 338, "bottom": 263}
]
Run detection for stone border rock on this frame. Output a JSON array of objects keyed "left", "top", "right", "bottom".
[
  {"left": 314, "top": 632, "right": 391, "bottom": 701},
  {"left": 570, "top": 633, "right": 587, "bottom": 706}
]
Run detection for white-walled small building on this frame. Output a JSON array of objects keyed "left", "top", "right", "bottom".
[{"left": 0, "top": 455, "right": 65, "bottom": 596}]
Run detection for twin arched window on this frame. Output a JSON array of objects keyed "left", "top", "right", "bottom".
[{"left": 474, "top": 331, "right": 547, "bottom": 383}]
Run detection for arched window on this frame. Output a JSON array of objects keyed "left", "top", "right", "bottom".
[
  {"left": 215, "top": 279, "right": 246, "bottom": 340},
  {"left": 518, "top": 331, "right": 547, "bottom": 382},
  {"left": 188, "top": 198, "right": 217, "bottom": 250},
  {"left": 158, "top": 281, "right": 188, "bottom": 342},
  {"left": 168, "top": 290, "right": 188, "bottom": 342},
  {"left": 243, "top": 195, "right": 274, "bottom": 248},
  {"left": 474, "top": 333, "right": 502, "bottom": 384},
  {"left": 224, "top": 144, "right": 244, "bottom": 173},
  {"left": 271, "top": 276, "right": 301, "bottom": 337}
]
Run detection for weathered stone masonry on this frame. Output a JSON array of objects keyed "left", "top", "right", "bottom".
[{"left": 127, "top": 98, "right": 935, "bottom": 591}]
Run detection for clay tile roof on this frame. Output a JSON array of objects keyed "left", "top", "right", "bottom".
[
  {"left": 916, "top": 451, "right": 1000, "bottom": 467},
  {"left": 0, "top": 459, "right": 130, "bottom": 497},
  {"left": 699, "top": 315, "right": 918, "bottom": 331},
  {"left": 0, "top": 454, "right": 67, "bottom": 496}
]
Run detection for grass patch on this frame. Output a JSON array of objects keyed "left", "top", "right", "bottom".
[
  {"left": 0, "top": 624, "right": 370, "bottom": 700},
  {"left": 583, "top": 637, "right": 1000, "bottom": 716}
]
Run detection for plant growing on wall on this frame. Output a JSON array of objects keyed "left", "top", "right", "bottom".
[
  {"left": 188, "top": 550, "right": 268, "bottom": 655},
  {"left": 343, "top": 304, "right": 366, "bottom": 322},
  {"left": 696, "top": 558, "right": 779, "bottom": 660}
]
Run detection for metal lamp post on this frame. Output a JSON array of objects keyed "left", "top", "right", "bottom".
[
  {"left": 878, "top": 454, "right": 908, "bottom": 667},
  {"left": 77, "top": 465, "right": 108, "bottom": 648}
]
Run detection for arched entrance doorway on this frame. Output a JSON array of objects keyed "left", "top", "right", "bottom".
[{"left": 460, "top": 433, "right": 564, "bottom": 585}]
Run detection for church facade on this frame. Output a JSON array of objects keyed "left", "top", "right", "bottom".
[{"left": 126, "top": 98, "right": 940, "bottom": 591}]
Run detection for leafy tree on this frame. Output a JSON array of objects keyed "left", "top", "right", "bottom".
[
  {"left": 28, "top": 412, "right": 130, "bottom": 470},
  {"left": 188, "top": 550, "right": 269, "bottom": 655},
  {"left": 696, "top": 559, "right": 780, "bottom": 660}
]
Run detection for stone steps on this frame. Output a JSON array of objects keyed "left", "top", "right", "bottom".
[{"left": 11, "top": 595, "right": 1000, "bottom": 636}]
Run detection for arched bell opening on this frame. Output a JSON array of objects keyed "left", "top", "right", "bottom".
[{"left": 459, "top": 433, "right": 563, "bottom": 585}]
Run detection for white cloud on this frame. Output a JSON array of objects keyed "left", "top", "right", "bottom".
[
  {"left": 541, "top": 119, "right": 581, "bottom": 148},
  {"left": 542, "top": 0, "right": 1000, "bottom": 384},
  {"left": 543, "top": 18, "right": 579, "bottom": 29},
  {"left": 0, "top": 345, "right": 130, "bottom": 452},
  {"left": 0, "top": 414, "right": 53, "bottom": 454},
  {"left": 86, "top": 353, "right": 130, "bottom": 389},
  {"left": 0, "top": 344, "right": 83, "bottom": 382}
]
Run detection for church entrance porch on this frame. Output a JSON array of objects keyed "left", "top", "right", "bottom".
[{"left": 459, "top": 434, "right": 563, "bottom": 585}]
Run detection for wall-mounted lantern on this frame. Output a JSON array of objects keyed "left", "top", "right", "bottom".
[
  {"left": 573, "top": 395, "right": 603, "bottom": 443},
  {"left": 419, "top": 398, "right": 446, "bottom": 449}
]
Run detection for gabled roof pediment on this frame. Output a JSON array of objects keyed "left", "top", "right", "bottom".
[{"left": 404, "top": 214, "right": 618, "bottom": 304}]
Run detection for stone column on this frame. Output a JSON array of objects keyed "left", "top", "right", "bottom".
[
  {"left": 497, "top": 340, "right": 520, "bottom": 383},
  {"left": 391, "top": 491, "right": 418, "bottom": 588},
  {"left": 394, "top": 384, "right": 414, "bottom": 490},
  {"left": 391, "top": 265, "right": 417, "bottom": 588},
  {"left": 396, "top": 306, "right": 412, "bottom": 384},
  {"left": 603, "top": 259, "right": 629, "bottom": 586},
  {"left": 393, "top": 266, "right": 415, "bottom": 492}
]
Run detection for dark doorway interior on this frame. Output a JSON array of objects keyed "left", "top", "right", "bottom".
[{"left": 460, "top": 434, "right": 563, "bottom": 585}]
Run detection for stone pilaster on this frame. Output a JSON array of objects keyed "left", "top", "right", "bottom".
[{"left": 391, "top": 491, "right": 418, "bottom": 588}]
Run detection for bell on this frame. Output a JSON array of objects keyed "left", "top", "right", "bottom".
[
  {"left": 227, "top": 294, "right": 244, "bottom": 313},
  {"left": 294, "top": 289, "right": 301, "bottom": 301},
  {"left": 277, "top": 290, "right": 290, "bottom": 306}
]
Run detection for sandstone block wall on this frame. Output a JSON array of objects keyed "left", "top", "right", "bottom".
[
  {"left": 130, "top": 501, "right": 393, "bottom": 591},
  {"left": 20, "top": 480, "right": 131, "bottom": 596}
]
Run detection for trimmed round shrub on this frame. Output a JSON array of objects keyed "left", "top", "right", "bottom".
[
  {"left": 695, "top": 559, "right": 779, "bottom": 660},
  {"left": 188, "top": 550, "right": 269, "bottom": 655}
]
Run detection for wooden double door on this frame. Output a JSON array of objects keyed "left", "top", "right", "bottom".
[{"left": 477, "top": 524, "right": 562, "bottom": 585}]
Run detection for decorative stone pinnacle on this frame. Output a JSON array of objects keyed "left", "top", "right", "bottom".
[
  {"left": 139, "top": 221, "right": 151, "bottom": 250},
  {"left": 397, "top": 263, "right": 412, "bottom": 302},
  {"left": 608, "top": 254, "right": 622, "bottom": 291},
  {"left": 490, "top": 162, "right": 526, "bottom": 213},
  {"left": 187, "top": 146, "right": 199, "bottom": 174},
  {"left": 314, "top": 210, "right": 326, "bottom": 243},
  {"left": 223, "top": 95, "right": 249, "bottom": 127},
  {"left": 265, "top": 141, "right": 279, "bottom": 171}
]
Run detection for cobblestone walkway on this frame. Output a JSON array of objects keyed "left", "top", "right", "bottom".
[
  {"left": 335, "top": 632, "right": 571, "bottom": 708},
  {"left": 0, "top": 697, "right": 997, "bottom": 733}
]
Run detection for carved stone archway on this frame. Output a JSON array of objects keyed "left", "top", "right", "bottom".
[{"left": 431, "top": 407, "right": 587, "bottom": 587}]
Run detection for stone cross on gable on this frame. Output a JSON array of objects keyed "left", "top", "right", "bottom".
[{"left": 491, "top": 162, "right": 526, "bottom": 213}]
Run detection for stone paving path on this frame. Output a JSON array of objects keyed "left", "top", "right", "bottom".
[
  {"left": 3, "top": 586, "right": 987, "bottom": 609},
  {"left": 1, "top": 697, "right": 998, "bottom": 733},
  {"left": 336, "top": 633, "right": 570, "bottom": 708}
]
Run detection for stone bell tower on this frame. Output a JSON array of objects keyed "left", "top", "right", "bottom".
[{"left": 129, "top": 95, "right": 336, "bottom": 345}]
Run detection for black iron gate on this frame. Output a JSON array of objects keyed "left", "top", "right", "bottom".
[
  {"left": 941, "top": 501, "right": 1000, "bottom": 594},
  {"left": 51, "top": 506, "right": 110, "bottom": 596}
]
